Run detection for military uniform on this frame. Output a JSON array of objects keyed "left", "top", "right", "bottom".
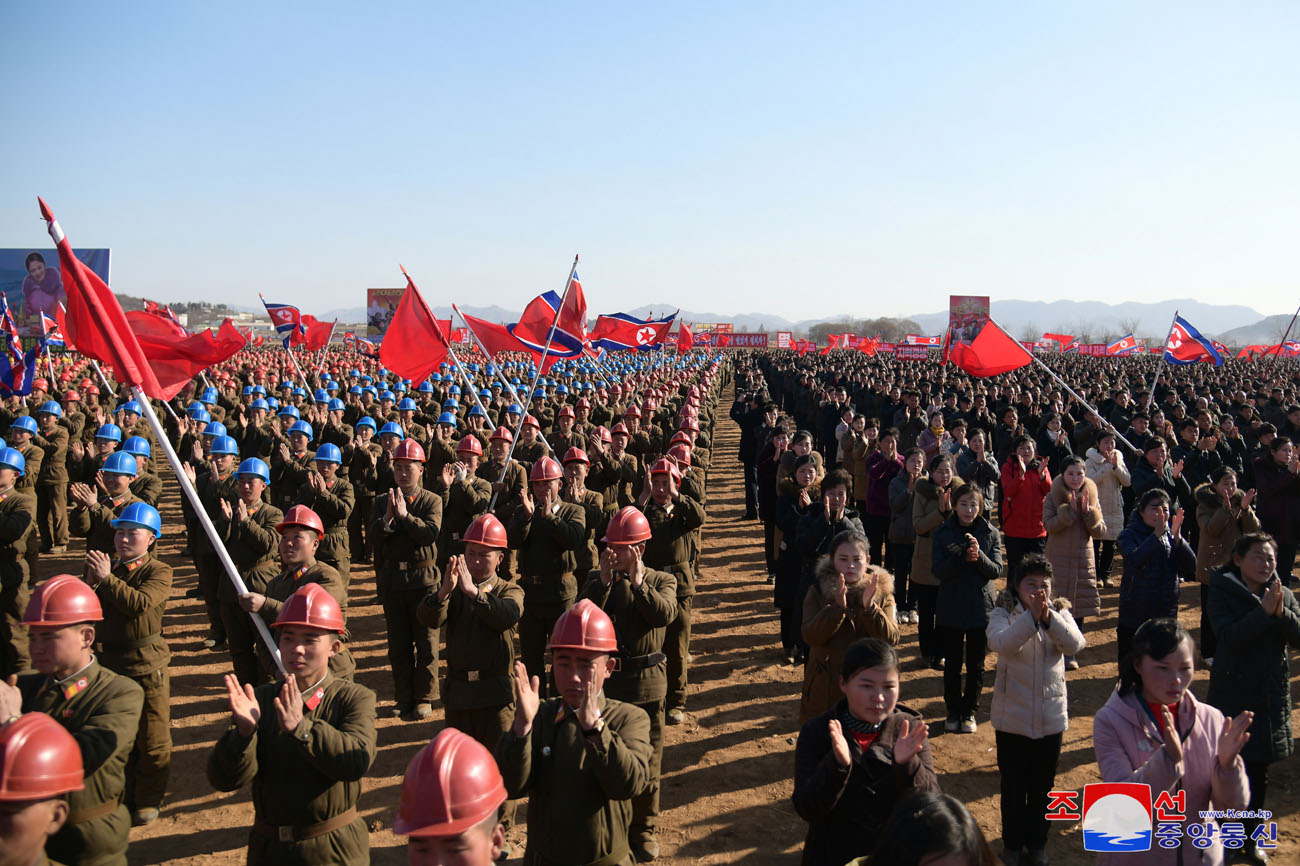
[
  {"left": 256, "top": 563, "right": 356, "bottom": 683},
  {"left": 128, "top": 471, "right": 163, "bottom": 508},
  {"left": 0, "top": 487, "right": 33, "bottom": 675},
  {"left": 434, "top": 474, "right": 491, "bottom": 569},
  {"left": 194, "top": 470, "right": 239, "bottom": 645},
  {"left": 207, "top": 673, "right": 376, "bottom": 866},
  {"left": 568, "top": 488, "right": 606, "bottom": 577},
  {"left": 93, "top": 553, "right": 173, "bottom": 812},
  {"left": 591, "top": 450, "right": 640, "bottom": 511},
  {"left": 293, "top": 476, "right": 355, "bottom": 582},
  {"left": 33, "top": 425, "right": 68, "bottom": 551},
  {"left": 507, "top": 500, "right": 585, "bottom": 696},
  {"left": 579, "top": 568, "right": 678, "bottom": 844},
  {"left": 269, "top": 450, "right": 315, "bottom": 513},
  {"left": 20, "top": 660, "right": 144, "bottom": 866},
  {"left": 217, "top": 500, "right": 284, "bottom": 685},
  {"left": 70, "top": 491, "right": 143, "bottom": 556},
  {"left": 641, "top": 496, "right": 706, "bottom": 714},
  {"left": 478, "top": 457, "right": 527, "bottom": 578},
  {"left": 233, "top": 423, "right": 277, "bottom": 461},
  {"left": 422, "top": 435, "right": 458, "bottom": 483},
  {"left": 370, "top": 488, "right": 443, "bottom": 709},
  {"left": 496, "top": 695, "right": 652, "bottom": 866},
  {"left": 342, "top": 441, "right": 382, "bottom": 563}
]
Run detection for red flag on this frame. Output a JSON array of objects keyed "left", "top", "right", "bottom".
[
  {"left": 38, "top": 199, "right": 164, "bottom": 397},
  {"left": 858, "top": 335, "right": 880, "bottom": 356},
  {"left": 677, "top": 321, "right": 694, "bottom": 351},
  {"left": 54, "top": 303, "right": 77, "bottom": 352},
  {"left": 124, "top": 315, "right": 248, "bottom": 400},
  {"left": 379, "top": 268, "right": 452, "bottom": 383},
  {"left": 947, "top": 320, "right": 1032, "bottom": 377},
  {"left": 717, "top": 332, "right": 732, "bottom": 348},
  {"left": 820, "top": 334, "right": 841, "bottom": 355},
  {"left": 1042, "top": 332, "right": 1074, "bottom": 346},
  {"left": 297, "top": 316, "right": 335, "bottom": 351},
  {"left": 461, "top": 311, "right": 527, "bottom": 357}
]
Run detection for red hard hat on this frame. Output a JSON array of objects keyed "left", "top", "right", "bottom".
[
  {"left": 562, "top": 447, "right": 588, "bottom": 466},
  {"left": 680, "top": 418, "right": 700, "bottom": 433},
  {"left": 575, "top": 398, "right": 590, "bottom": 409},
  {"left": 32, "top": 379, "right": 47, "bottom": 391},
  {"left": 0, "top": 713, "right": 84, "bottom": 801},
  {"left": 274, "top": 582, "right": 344, "bottom": 633},
  {"left": 489, "top": 425, "right": 514, "bottom": 444},
  {"left": 595, "top": 425, "right": 612, "bottom": 444},
  {"left": 86, "top": 385, "right": 100, "bottom": 396},
  {"left": 63, "top": 391, "right": 81, "bottom": 402},
  {"left": 650, "top": 457, "right": 681, "bottom": 481},
  {"left": 522, "top": 414, "right": 540, "bottom": 429},
  {"left": 393, "top": 727, "right": 507, "bottom": 838},
  {"left": 276, "top": 505, "right": 325, "bottom": 536},
  {"left": 667, "top": 444, "right": 692, "bottom": 467},
  {"left": 670, "top": 430, "right": 692, "bottom": 447},
  {"left": 79, "top": 377, "right": 93, "bottom": 389},
  {"left": 601, "top": 506, "right": 653, "bottom": 545},
  {"left": 556, "top": 405, "right": 575, "bottom": 419},
  {"left": 462, "top": 514, "right": 508, "bottom": 549},
  {"left": 24, "top": 575, "right": 103, "bottom": 626},
  {"left": 455, "top": 436, "right": 482, "bottom": 456},
  {"left": 611, "top": 422, "right": 629, "bottom": 437},
  {"left": 530, "top": 456, "right": 562, "bottom": 482},
  {"left": 624, "top": 405, "right": 642, "bottom": 418},
  {"left": 393, "top": 439, "right": 427, "bottom": 463},
  {"left": 548, "top": 599, "right": 618, "bottom": 654}
]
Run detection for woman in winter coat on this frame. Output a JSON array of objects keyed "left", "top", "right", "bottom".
[
  {"left": 1116, "top": 489, "right": 1196, "bottom": 664},
  {"left": 1207, "top": 532, "right": 1300, "bottom": 863},
  {"left": 776, "top": 454, "right": 819, "bottom": 664},
  {"left": 987, "top": 553, "right": 1085, "bottom": 866},
  {"left": 931, "top": 483, "right": 1003, "bottom": 733},
  {"left": 1130, "top": 437, "right": 1194, "bottom": 520},
  {"left": 1001, "top": 435, "right": 1052, "bottom": 577},
  {"left": 888, "top": 448, "right": 925, "bottom": 623},
  {"left": 801, "top": 530, "right": 899, "bottom": 722},
  {"left": 956, "top": 428, "right": 999, "bottom": 520},
  {"left": 1042, "top": 456, "right": 1105, "bottom": 669},
  {"left": 1085, "top": 430, "right": 1130, "bottom": 586},
  {"left": 911, "top": 453, "right": 963, "bottom": 670},
  {"left": 863, "top": 428, "right": 904, "bottom": 564},
  {"left": 1094, "top": 618, "right": 1252, "bottom": 866},
  {"left": 917, "top": 410, "right": 951, "bottom": 462},
  {"left": 1193, "top": 466, "right": 1259, "bottom": 661},
  {"left": 793, "top": 639, "right": 938, "bottom": 866},
  {"left": 757, "top": 425, "right": 791, "bottom": 582},
  {"left": 1252, "top": 435, "right": 1300, "bottom": 585}
]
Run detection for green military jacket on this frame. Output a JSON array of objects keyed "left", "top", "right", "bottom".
[
  {"left": 370, "top": 487, "right": 442, "bottom": 593},
  {"left": 93, "top": 553, "right": 172, "bottom": 677},
  {"left": 70, "top": 491, "right": 142, "bottom": 556},
  {"left": 579, "top": 569, "right": 678, "bottom": 703},
  {"left": 418, "top": 576, "right": 523, "bottom": 710},
  {"left": 293, "top": 476, "right": 354, "bottom": 567},
  {"left": 14, "top": 441, "right": 43, "bottom": 492},
  {"left": 435, "top": 475, "right": 492, "bottom": 561},
  {"left": 33, "top": 425, "right": 68, "bottom": 485},
  {"left": 129, "top": 472, "right": 163, "bottom": 508},
  {"left": 507, "top": 500, "right": 586, "bottom": 605},
  {"left": 641, "top": 496, "right": 706, "bottom": 597}
]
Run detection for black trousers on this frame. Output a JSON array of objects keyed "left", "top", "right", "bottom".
[
  {"left": 1199, "top": 583, "right": 1217, "bottom": 660},
  {"left": 915, "top": 584, "right": 939, "bottom": 659},
  {"left": 863, "top": 514, "right": 890, "bottom": 567},
  {"left": 996, "top": 730, "right": 1063, "bottom": 851},
  {"left": 742, "top": 461, "right": 758, "bottom": 515},
  {"left": 1004, "top": 536, "right": 1046, "bottom": 581},
  {"left": 1093, "top": 538, "right": 1116, "bottom": 583},
  {"left": 938, "top": 624, "right": 987, "bottom": 718},
  {"left": 891, "top": 542, "right": 915, "bottom": 610},
  {"left": 1245, "top": 760, "right": 1269, "bottom": 837}
]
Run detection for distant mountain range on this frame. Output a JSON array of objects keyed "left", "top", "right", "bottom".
[{"left": 242, "top": 297, "right": 1285, "bottom": 344}]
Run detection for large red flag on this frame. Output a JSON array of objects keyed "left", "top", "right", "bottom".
[
  {"left": 461, "top": 311, "right": 527, "bottom": 357},
  {"left": 379, "top": 268, "right": 452, "bottom": 383},
  {"left": 39, "top": 199, "right": 163, "bottom": 397},
  {"left": 948, "top": 320, "right": 1033, "bottom": 377},
  {"left": 124, "top": 313, "right": 247, "bottom": 400},
  {"left": 677, "top": 321, "right": 694, "bottom": 352},
  {"left": 296, "top": 316, "right": 335, "bottom": 351}
]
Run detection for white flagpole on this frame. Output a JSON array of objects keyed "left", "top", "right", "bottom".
[
  {"left": 1146, "top": 309, "right": 1179, "bottom": 410},
  {"left": 452, "top": 303, "right": 527, "bottom": 410}
]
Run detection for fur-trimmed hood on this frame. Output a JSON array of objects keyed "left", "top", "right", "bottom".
[
  {"left": 815, "top": 553, "right": 894, "bottom": 608},
  {"left": 1047, "top": 473, "right": 1098, "bottom": 508},
  {"left": 1194, "top": 481, "right": 1245, "bottom": 511}
]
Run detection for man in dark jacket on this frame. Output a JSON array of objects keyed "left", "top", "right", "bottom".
[{"left": 730, "top": 392, "right": 766, "bottom": 519}]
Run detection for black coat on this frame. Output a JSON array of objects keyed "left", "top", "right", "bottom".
[
  {"left": 1206, "top": 567, "right": 1300, "bottom": 764},
  {"left": 931, "top": 514, "right": 1003, "bottom": 630}
]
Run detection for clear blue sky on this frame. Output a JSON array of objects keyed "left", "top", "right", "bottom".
[{"left": 2, "top": 2, "right": 1296, "bottom": 322}]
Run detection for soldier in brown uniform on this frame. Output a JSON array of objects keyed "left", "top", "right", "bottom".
[
  {"left": 507, "top": 456, "right": 585, "bottom": 698},
  {"left": 547, "top": 405, "right": 582, "bottom": 456},
  {"left": 83, "top": 502, "right": 171, "bottom": 825},
  {"left": 269, "top": 420, "right": 316, "bottom": 513},
  {"left": 32, "top": 401, "right": 69, "bottom": 554},
  {"left": 371, "top": 439, "right": 443, "bottom": 721},
  {"left": 292, "top": 442, "right": 354, "bottom": 583},
  {"left": 579, "top": 507, "right": 678, "bottom": 862},
  {"left": 239, "top": 506, "right": 357, "bottom": 684},
  {"left": 7, "top": 417, "right": 45, "bottom": 498},
  {"left": 478, "top": 426, "right": 527, "bottom": 579},
  {"left": 183, "top": 434, "right": 240, "bottom": 651},
  {"left": 561, "top": 447, "right": 606, "bottom": 578},
  {"left": 0, "top": 576, "right": 144, "bottom": 866},
  {"left": 639, "top": 458, "right": 706, "bottom": 726},
  {"left": 68, "top": 452, "right": 141, "bottom": 557},
  {"left": 514, "top": 415, "right": 549, "bottom": 470},
  {"left": 0, "top": 448, "right": 34, "bottom": 676},
  {"left": 395, "top": 727, "right": 510, "bottom": 865},
  {"left": 210, "top": 583, "right": 376, "bottom": 866},
  {"left": 496, "top": 601, "right": 652, "bottom": 866},
  {"left": 122, "top": 437, "right": 162, "bottom": 508},
  {"left": 423, "top": 415, "right": 459, "bottom": 483},
  {"left": 434, "top": 437, "right": 492, "bottom": 571},
  {"left": 342, "top": 417, "right": 381, "bottom": 565},
  {"left": 0, "top": 711, "right": 87, "bottom": 866},
  {"left": 217, "top": 458, "right": 284, "bottom": 687}
]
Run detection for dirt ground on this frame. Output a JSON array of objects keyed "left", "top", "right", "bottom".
[{"left": 40, "top": 411, "right": 1299, "bottom": 865}]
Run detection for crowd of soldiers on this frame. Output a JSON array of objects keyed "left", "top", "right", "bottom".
[{"left": 0, "top": 347, "right": 726, "bottom": 866}]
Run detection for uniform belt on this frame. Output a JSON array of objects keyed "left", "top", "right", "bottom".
[
  {"left": 95, "top": 634, "right": 163, "bottom": 653},
  {"left": 252, "top": 805, "right": 358, "bottom": 843},
  {"left": 614, "top": 651, "right": 666, "bottom": 672},
  {"left": 70, "top": 799, "right": 119, "bottom": 824},
  {"left": 385, "top": 558, "right": 437, "bottom": 572},
  {"left": 446, "top": 668, "right": 508, "bottom": 683}
]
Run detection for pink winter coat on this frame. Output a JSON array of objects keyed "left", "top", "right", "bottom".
[{"left": 1093, "top": 688, "right": 1250, "bottom": 866}]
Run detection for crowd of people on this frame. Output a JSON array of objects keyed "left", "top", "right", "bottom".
[{"left": 732, "top": 349, "right": 1300, "bottom": 866}]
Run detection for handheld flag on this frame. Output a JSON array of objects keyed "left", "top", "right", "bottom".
[
  {"left": 508, "top": 271, "right": 587, "bottom": 361},
  {"left": 677, "top": 321, "right": 694, "bottom": 352},
  {"left": 378, "top": 267, "right": 452, "bottom": 383},
  {"left": 947, "top": 319, "right": 1033, "bottom": 377},
  {"left": 260, "top": 296, "right": 306, "bottom": 347},
  {"left": 460, "top": 311, "right": 528, "bottom": 358},
  {"left": 1106, "top": 334, "right": 1139, "bottom": 356},
  {"left": 39, "top": 312, "right": 64, "bottom": 348},
  {"left": 1164, "top": 316, "right": 1223, "bottom": 366},
  {"left": 0, "top": 294, "right": 38, "bottom": 395},
  {"left": 588, "top": 311, "right": 675, "bottom": 352}
]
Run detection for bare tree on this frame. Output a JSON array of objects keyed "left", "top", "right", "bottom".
[{"left": 1018, "top": 321, "right": 1040, "bottom": 342}]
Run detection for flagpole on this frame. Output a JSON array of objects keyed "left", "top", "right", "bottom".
[
  {"left": 129, "top": 385, "right": 284, "bottom": 675},
  {"left": 451, "top": 303, "right": 527, "bottom": 410},
  {"left": 1146, "top": 309, "right": 1178, "bottom": 410},
  {"left": 446, "top": 343, "right": 492, "bottom": 421},
  {"left": 1028, "top": 354, "right": 1138, "bottom": 453},
  {"left": 88, "top": 360, "right": 115, "bottom": 397},
  {"left": 490, "top": 254, "right": 578, "bottom": 510},
  {"left": 285, "top": 343, "right": 310, "bottom": 389},
  {"left": 1265, "top": 300, "right": 1300, "bottom": 379}
]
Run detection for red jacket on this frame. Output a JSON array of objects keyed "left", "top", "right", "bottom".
[{"left": 1000, "top": 458, "right": 1051, "bottom": 539}]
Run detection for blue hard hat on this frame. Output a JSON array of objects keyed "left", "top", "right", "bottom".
[
  {"left": 190, "top": 408, "right": 210, "bottom": 424},
  {"left": 111, "top": 501, "right": 161, "bottom": 537},
  {"left": 397, "top": 397, "right": 417, "bottom": 412},
  {"left": 448, "top": 385, "right": 461, "bottom": 396},
  {"left": 117, "top": 400, "right": 142, "bottom": 416},
  {"left": 355, "top": 416, "right": 377, "bottom": 432},
  {"left": 379, "top": 422, "right": 404, "bottom": 439},
  {"left": 468, "top": 405, "right": 486, "bottom": 418},
  {"left": 507, "top": 403, "right": 523, "bottom": 415},
  {"left": 187, "top": 401, "right": 205, "bottom": 416},
  {"left": 430, "top": 373, "right": 442, "bottom": 383},
  {"left": 556, "top": 384, "right": 568, "bottom": 395},
  {"left": 380, "top": 390, "right": 396, "bottom": 402},
  {"left": 252, "top": 385, "right": 267, "bottom": 397},
  {"left": 532, "top": 388, "right": 545, "bottom": 399},
  {"left": 325, "top": 380, "right": 338, "bottom": 391},
  {"left": 314, "top": 389, "right": 329, "bottom": 403},
  {"left": 288, "top": 421, "right": 313, "bottom": 440},
  {"left": 95, "top": 424, "right": 123, "bottom": 443},
  {"left": 200, "top": 388, "right": 218, "bottom": 404},
  {"left": 418, "top": 381, "right": 434, "bottom": 394},
  {"left": 293, "top": 387, "right": 306, "bottom": 398},
  {"left": 122, "top": 436, "right": 151, "bottom": 458},
  {"left": 279, "top": 380, "right": 294, "bottom": 391},
  {"left": 360, "top": 375, "right": 373, "bottom": 385},
  {"left": 208, "top": 435, "right": 239, "bottom": 456},
  {"left": 250, "top": 398, "right": 269, "bottom": 411},
  {"left": 348, "top": 385, "right": 362, "bottom": 395},
  {"left": 327, "top": 398, "right": 345, "bottom": 412},
  {"left": 241, "top": 386, "right": 254, "bottom": 396},
  {"left": 437, "top": 412, "right": 457, "bottom": 427},
  {"left": 237, "top": 457, "right": 270, "bottom": 483},
  {"left": 266, "top": 397, "right": 280, "bottom": 411},
  {"left": 8, "top": 416, "right": 37, "bottom": 435},
  {"left": 443, "top": 399, "right": 459, "bottom": 411},
  {"left": 37, "top": 401, "right": 62, "bottom": 418},
  {"left": 314, "top": 443, "right": 342, "bottom": 464},
  {"left": 278, "top": 405, "right": 300, "bottom": 420},
  {"left": 101, "top": 451, "right": 138, "bottom": 476},
  {"left": 478, "top": 389, "right": 492, "bottom": 400},
  {"left": 0, "top": 447, "right": 25, "bottom": 477},
  {"left": 202, "top": 421, "right": 227, "bottom": 438},
  {"left": 349, "top": 368, "right": 361, "bottom": 378}
]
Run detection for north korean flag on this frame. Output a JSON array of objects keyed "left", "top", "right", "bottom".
[
  {"left": 588, "top": 311, "right": 675, "bottom": 352},
  {"left": 1164, "top": 316, "right": 1223, "bottom": 366}
]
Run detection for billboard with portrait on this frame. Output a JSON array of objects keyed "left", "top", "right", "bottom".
[
  {"left": 948, "top": 295, "right": 990, "bottom": 347},
  {"left": 367, "top": 288, "right": 404, "bottom": 338},
  {"left": 0, "top": 248, "right": 110, "bottom": 336}
]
